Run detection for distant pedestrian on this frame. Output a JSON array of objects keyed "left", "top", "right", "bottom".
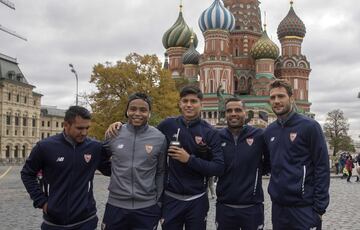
[
  {"left": 355, "top": 163, "right": 360, "bottom": 182},
  {"left": 345, "top": 155, "right": 354, "bottom": 182},
  {"left": 355, "top": 153, "right": 360, "bottom": 182},
  {"left": 340, "top": 154, "right": 347, "bottom": 179}
]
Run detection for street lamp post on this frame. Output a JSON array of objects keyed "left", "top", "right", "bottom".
[{"left": 69, "top": 64, "right": 78, "bottom": 106}]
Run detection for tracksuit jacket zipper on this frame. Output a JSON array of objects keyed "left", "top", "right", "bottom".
[
  {"left": 67, "top": 145, "right": 76, "bottom": 224},
  {"left": 302, "top": 165, "right": 306, "bottom": 195},
  {"left": 131, "top": 130, "right": 137, "bottom": 208},
  {"left": 253, "top": 168, "right": 259, "bottom": 195}
]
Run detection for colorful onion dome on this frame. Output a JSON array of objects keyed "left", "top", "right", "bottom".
[
  {"left": 277, "top": 1, "right": 306, "bottom": 39},
  {"left": 162, "top": 6, "right": 198, "bottom": 49},
  {"left": 198, "top": 0, "right": 235, "bottom": 33},
  {"left": 250, "top": 29, "right": 279, "bottom": 60},
  {"left": 182, "top": 35, "right": 200, "bottom": 65}
]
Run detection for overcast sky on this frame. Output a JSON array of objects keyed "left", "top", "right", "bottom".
[{"left": 1, "top": 0, "right": 359, "bottom": 141}]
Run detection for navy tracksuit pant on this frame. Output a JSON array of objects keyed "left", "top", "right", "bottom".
[
  {"left": 161, "top": 193, "right": 209, "bottom": 230},
  {"left": 41, "top": 216, "right": 98, "bottom": 230},
  {"left": 272, "top": 202, "right": 322, "bottom": 230},
  {"left": 101, "top": 203, "right": 161, "bottom": 230},
  {"left": 215, "top": 203, "right": 264, "bottom": 230}
]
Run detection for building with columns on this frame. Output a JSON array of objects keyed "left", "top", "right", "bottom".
[
  {"left": 0, "top": 53, "right": 42, "bottom": 163},
  {"left": 0, "top": 53, "right": 66, "bottom": 163},
  {"left": 162, "top": 0, "right": 312, "bottom": 126}
]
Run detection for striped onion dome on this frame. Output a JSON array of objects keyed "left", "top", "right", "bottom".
[
  {"left": 182, "top": 36, "right": 200, "bottom": 65},
  {"left": 198, "top": 0, "right": 235, "bottom": 33},
  {"left": 277, "top": 2, "right": 306, "bottom": 39},
  {"left": 250, "top": 29, "right": 279, "bottom": 60},
  {"left": 162, "top": 9, "right": 198, "bottom": 49}
]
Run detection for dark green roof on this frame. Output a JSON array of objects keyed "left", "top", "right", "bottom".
[
  {"left": 255, "top": 73, "right": 275, "bottom": 80},
  {"left": 0, "top": 53, "right": 29, "bottom": 85}
]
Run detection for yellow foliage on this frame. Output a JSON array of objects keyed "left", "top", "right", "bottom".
[{"left": 88, "top": 53, "right": 179, "bottom": 140}]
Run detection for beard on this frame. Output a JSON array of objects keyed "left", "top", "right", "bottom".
[
  {"left": 227, "top": 119, "right": 244, "bottom": 129},
  {"left": 273, "top": 103, "right": 292, "bottom": 117}
]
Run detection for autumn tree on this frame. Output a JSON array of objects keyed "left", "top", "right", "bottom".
[
  {"left": 88, "top": 53, "right": 179, "bottom": 139},
  {"left": 323, "top": 109, "right": 355, "bottom": 156}
]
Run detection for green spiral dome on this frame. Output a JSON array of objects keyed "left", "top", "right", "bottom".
[{"left": 162, "top": 11, "right": 198, "bottom": 49}]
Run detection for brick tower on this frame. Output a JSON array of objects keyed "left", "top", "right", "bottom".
[
  {"left": 275, "top": 1, "right": 311, "bottom": 113},
  {"left": 198, "top": 0, "right": 236, "bottom": 124},
  {"left": 162, "top": 2, "right": 198, "bottom": 79}
]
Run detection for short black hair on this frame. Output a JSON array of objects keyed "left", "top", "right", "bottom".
[
  {"left": 180, "top": 85, "right": 203, "bottom": 99},
  {"left": 64, "top": 106, "right": 91, "bottom": 124},
  {"left": 225, "top": 97, "right": 245, "bottom": 108},
  {"left": 125, "top": 92, "right": 152, "bottom": 117}
]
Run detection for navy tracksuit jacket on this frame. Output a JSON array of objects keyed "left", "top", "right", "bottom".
[
  {"left": 157, "top": 116, "right": 224, "bottom": 195},
  {"left": 264, "top": 112, "right": 330, "bottom": 215},
  {"left": 21, "top": 133, "right": 111, "bottom": 226},
  {"left": 216, "top": 125, "right": 270, "bottom": 205}
]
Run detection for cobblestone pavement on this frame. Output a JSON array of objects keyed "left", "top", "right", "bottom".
[{"left": 1, "top": 166, "right": 359, "bottom": 230}]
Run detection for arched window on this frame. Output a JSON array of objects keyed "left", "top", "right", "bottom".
[
  {"left": 6, "top": 146, "right": 10, "bottom": 158},
  {"left": 22, "top": 146, "right": 26, "bottom": 158},
  {"left": 248, "top": 78, "right": 252, "bottom": 87},
  {"left": 240, "top": 77, "right": 245, "bottom": 85},
  {"left": 14, "top": 146, "right": 19, "bottom": 158}
]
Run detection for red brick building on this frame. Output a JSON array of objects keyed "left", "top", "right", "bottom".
[{"left": 162, "top": 0, "right": 312, "bottom": 127}]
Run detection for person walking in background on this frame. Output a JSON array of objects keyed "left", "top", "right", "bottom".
[
  {"left": 101, "top": 93, "right": 167, "bottom": 230},
  {"left": 340, "top": 153, "right": 347, "bottom": 179},
  {"left": 264, "top": 80, "right": 329, "bottom": 230},
  {"left": 355, "top": 153, "right": 360, "bottom": 182},
  {"left": 345, "top": 155, "right": 354, "bottom": 182},
  {"left": 215, "top": 98, "right": 270, "bottom": 230},
  {"left": 21, "top": 106, "right": 111, "bottom": 230}
]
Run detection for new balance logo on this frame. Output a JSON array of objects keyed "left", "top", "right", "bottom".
[{"left": 56, "top": 157, "right": 64, "bottom": 162}]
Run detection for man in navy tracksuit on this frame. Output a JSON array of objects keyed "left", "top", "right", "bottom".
[
  {"left": 21, "top": 106, "right": 111, "bottom": 230},
  {"left": 158, "top": 85, "right": 224, "bottom": 230},
  {"left": 216, "top": 98, "right": 270, "bottom": 230},
  {"left": 264, "top": 80, "right": 330, "bottom": 230}
]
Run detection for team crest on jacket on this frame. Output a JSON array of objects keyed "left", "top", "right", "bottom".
[
  {"left": 290, "top": 133, "right": 297, "bottom": 142},
  {"left": 84, "top": 153, "right": 92, "bottom": 163},
  {"left": 195, "top": 136, "right": 203, "bottom": 144},
  {"left": 246, "top": 138, "right": 254, "bottom": 146},
  {"left": 145, "top": 145, "right": 153, "bottom": 154}
]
